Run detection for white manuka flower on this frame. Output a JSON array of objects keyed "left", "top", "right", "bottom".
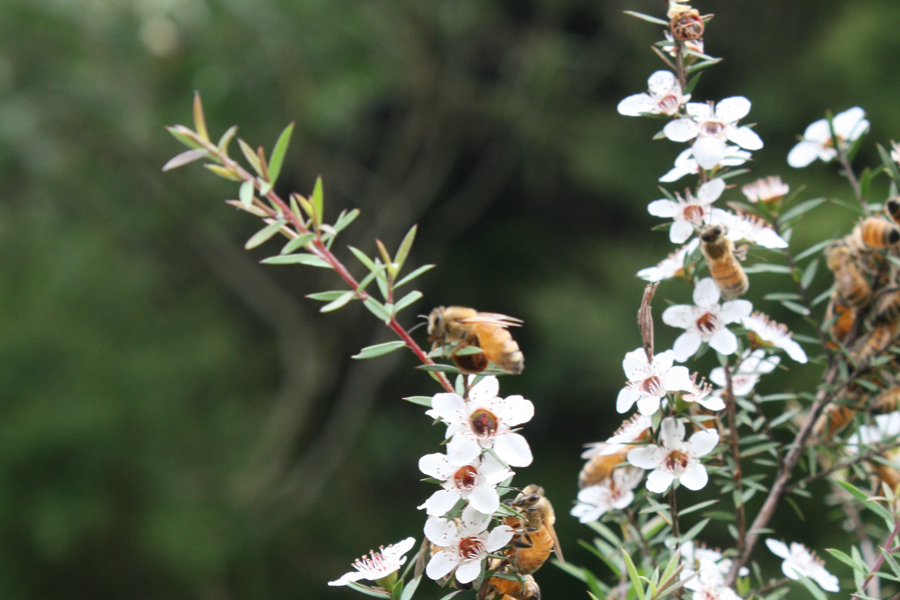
[
  {"left": 710, "top": 208, "right": 788, "bottom": 250},
  {"left": 618, "top": 71, "right": 690, "bottom": 117},
  {"left": 570, "top": 467, "right": 643, "bottom": 523},
  {"left": 710, "top": 349, "right": 780, "bottom": 397},
  {"left": 765, "top": 539, "right": 839, "bottom": 592},
  {"left": 662, "top": 278, "right": 753, "bottom": 362},
  {"left": 741, "top": 176, "right": 789, "bottom": 204},
  {"left": 627, "top": 417, "right": 719, "bottom": 493},
  {"left": 418, "top": 452, "right": 512, "bottom": 516},
  {"left": 638, "top": 238, "right": 700, "bottom": 282},
  {"left": 582, "top": 414, "right": 653, "bottom": 459},
  {"left": 616, "top": 348, "right": 694, "bottom": 416},
  {"left": 648, "top": 179, "right": 726, "bottom": 244},
  {"left": 847, "top": 412, "right": 900, "bottom": 450},
  {"left": 328, "top": 537, "right": 417, "bottom": 586},
  {"left": 679, "top": 375, "right": 726, "bottom": 411},
  {"left": 427, "top": 376, "right": 534, "bottom": 467},
  {"left": 660, "top": 146, "right": 751, "bottom": 183},
  {"left": 425, "top": 505, "right": 514, "bottom": 584},
  {"left": 664, "top": 98, "right": 764, "bottom": 169},
  {"left": 742, "top": 312, "right": 807, "bottom": 363},
  {"left": 788, "top": 106, "right": 869, "bottom": 168},
  {"left": 683, "top": 562, "right": 742, "bottom": 600},
  {"left": 679, "top": 541, "right": 749, "bottom": 581}
]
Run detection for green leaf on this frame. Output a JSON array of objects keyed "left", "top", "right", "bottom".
[
  {"left": 261, "top": 253, "right": 332, "bottom": 268},
  {"left": 363, "top": 298, "right": 392, "bottom": 322},
  {"left": 217, "top": 124, "right": 238, "bottom": 155},
  {"left": 780, "top": 301, "right": 811, "bottom": 316},
  {"left": 881, "top": 546, "right": 900, "bottom": 580},
  {"left": 623, "top": 10, "right": 669, "bottom": 25},
  {"left": 320, "top": 291, "right": 356, "bottom": 312},
  {"left": 437, "top": 592, "right": 461, "bottom": 600},
  {"left": 678, "top": 499, "right": 719, "bottom": 516},
  {"left": 240, "top": 180, "right": 255, "bottom": 208},
  {"left": 621, "top": 550, "right": 646, "bottom": 600},
  {"left": 259, "top": 180, "right": 273, "bottom": 196},
  {"left": 743, "top": 263, "right": 793, "bottom": 274},
  {"left": 346, "top": 582, "right": 391, "bottom": 599},
  {"left": 394, "top": 225, "right": 418, "bottom": 274},
  {"left": 685, "top": 59, "right": 722, "bottom": 77},
  {"left": 680, "top": 518, "right": 710, "bottom": 542},
  {"left": 162, "top": 148, "right": 208, "bottom": 171},
  {"left": 267, "top": 122, "right": 294, "bottom": 184},
  {"left": 396, "top": 264, "right": 436, "bottom": 288},
  {"left": 796, "top": 574, "right": 828, "bottom": 600},
  {"left": 352, "top": 341, "right": 407, "bottom": 360},
  {"left": 403, "top": 396, "right": 433, "bottom": 408},
  {"left": 824, "top": 548, "right": 867, "bottom": 573},
  {"left": 794, "top": 239, "right": 834, "bottom": 262},
  {"left": 312, "top": 176, "right": 325, "bottom": 226},
  {"left": 684, "top": 73, "right": 702, "bottom": 96},
  {"left": 800, "top": 258, "right": 819, "bottom": 289},
  {"left": 166, "top": 125, "right": 205, "bottom": 149},
  {"left": 281, "top": 233, "right": 317, "bottom": 254},
  {"left": 192, "top": 91, "right": 209, "bottom": 141},
  {"left": 306, "top": 291, "right": 347, "bottom": 301},
  {"left": 238, "top": 138, "right": 264, "bottom": 176},
  {"left": 878, "top": 143, "right": 900, "bottom": 182},
  {"left": 334, "top": 208, "right": 361, "bottom": 233},
  {"left": 763, "top": 292, "right": 802, "bottom": 301},
  {"left": 399, "top": 574, "right": 421, "bottom": 600},
  {"left": 349, "top": 246, "right": 378, "bottom": 272},
  {"left": 357, "top": 264, "right": 386, "bottom": 294},
  {"left": 245, "top": 219, "right": 286, "bottom": 250},
  {"left": 393, "top": 290, "right": 423, "bottom": 314},
  {"left": 781, "top": 198, "right": 827, "bottom": 223}
]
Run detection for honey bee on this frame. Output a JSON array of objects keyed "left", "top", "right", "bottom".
[
  {"left": 826, "top": 242, "right": 872, "bottom": 308},
  {"left": 699, "top": 224, "right": 748, "bottom": 298},
  {"left": 874, "top": 288, "right": 900, "bottom": 325},
  {"left": 503, "top": 485, "right": 563, "bottom": 574},
  {"left": 857, "top": 217, "right": 900, "bottom": 249},
  {"left": 814, "top": 386, "right": 866, "bottom": 440},
  {"left": 886, "top": 197, "right": 900, "bottom": 225},
  {"left": 825, "top": 293, "right": 855, "bottom": 345},
  {"left": 477, "top": 567, "right": 540, "bottom": 600},
  {"left": 870, "top": 386, "right": 900, "bottom": 414},
  {"left": 578, "top": 447, "right": 629, "bottom": 489},
  {"left": 427, "top": 306, "right": 524, "bottom": 374},
  {"left": 854, "top": 320, "right": 899, "bottom": 366}
]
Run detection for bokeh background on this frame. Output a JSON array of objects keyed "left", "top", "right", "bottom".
[{"left": 3, "top": 0, "right": 900, "bottom": 598}]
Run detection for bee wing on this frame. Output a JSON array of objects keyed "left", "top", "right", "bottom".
[
  {"left": 545, "top": 520, "right": 564, "bottom": 564},
  {"left": 460, "top": 313, "right": 524, "bottom": 328}
]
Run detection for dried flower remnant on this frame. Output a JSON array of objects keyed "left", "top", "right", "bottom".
[
  {"left": 648, "top": 178, "right": 726, "bottom": 244},
  {"left": 618, "top": 71, "right": 690, "bottom": 117},
  {"left": 661, "top": 277, "right": 753, "bottom": 362},
  {"left": 765, "top": 539, "right": 839, "bottom": 592},
  {"left": 328, "top": 537, "right": 417, "bottom": 587},
  {"left": 627, "top": 417, "right": 719, "bottom": 493},
  {"left": 741, "top": 176, "right": 789, "bottom": 204},
  {"left": 788, "top": 106, "right": 869, "bottom": 168}
]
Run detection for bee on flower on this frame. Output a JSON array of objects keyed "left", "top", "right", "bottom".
[
  {"left": 626, "top": 416, "right": 719, "bottom": 493},
  {"left": 425, "top": 505, "right": 514, "bottom": 584},
  {"left": 648, "top": 178, "right": 726, "bottom": 244}
]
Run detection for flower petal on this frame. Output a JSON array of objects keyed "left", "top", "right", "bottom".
[
  {"left": 618, "top": 93, "right": 657, "bottom": 117},
  {"left": 617, "top": 387, "right": 641, "bottom": 413},
  {"left": 636, "top": 395, "right": 661, "bottom": 416},
  {"left": 694, "top": 278, "right": 721, "bottom": 308},
  {"left": 783, "top": 340, "right": 808, "bottom": 364},
  {"left": 670, "top": 220, "right": 695, "bottom": 244},
  {"left": 425, "top": 489, "right": 462, "bottom": 516},
  {"left": 663, "top": 305, "right": 699, "bottom": 329},
  {"left": 765, "top": 538, "right": 791, "bottom": 560},
  {"left": 425, "top": 517, "right": 458, "bottom": 546},
  {"left": 455, "top": 559, "right": 482, "bottom": 584},
  {"left": 662, "top": 365, "right": 693, "bottom": 392},
  {"left": 648, "top": 70, "right": 677, "bottom": 95},
  {"left": 468, "top": 376, "right": 499, "bottom": 404},
  {"left": 494, "top": 432, "right": 533, "bottom": 467},
  {"left": 672, "top": 332, "right": 702, "bottom": 362},
  {"left": 623, "top": 348, "right": 651, "bottom": 380},
  {"left": 708, "top": 328, "right": 738, "bottom": 355},
  {"left": 687, "top": 429, "right": 720, "bottom": 457},
  {"left": 485, "top": 525, "right": 514, "bottom": 552},
  {"left": 419, "top": 453, "right": 456, "bottom": 480},
  {"left": 493, "top": 395, "right": 534, "bottom": 427},
  {"left": 648, "top": 199, "right": 680, "bottom": 218},
  {"left": 697, "top": 178, "right": 726, "bottom": 204},
  {"left": 659, "top": 417, "right": 686, "bottom": 449},
  {"left": 716, "top": 96, "right": 751, "bottom": 122},
  {"left": 447, "top": 435, "right": 482, "bottom": 466},
  {"left": 468, "top": 482, "right": 501, "bottom": 515},
  {"left": 693, "top": 137, "right": 727, "bottom": 170},
  {"left": 646, "top": 469, "right": 675, "bottom": 493},
  {"left": 664, "top": 118, "right": 699, "bottom": 142},
  {"left": 627, "top": 445, "right": 664, "bottom": 469},
  {"left": 431, "top": 393, "right": 469, "bottom": 422},
  {"left": 720, "top": 299, "right": 753, "bottom": 323},
  {"left": 726, "top": 126, "right": 763, "bottom": 151},
  {"left": 787, "top": 141, "right": 821, "bottom": 168},
  {"left": 679, "top": 463, "right": 709, "bottom": 490},
  {"left": 652, "top": 349, "right": 675, "bottom": 374}
]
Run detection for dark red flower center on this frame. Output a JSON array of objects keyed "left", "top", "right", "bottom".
[
  {"left": 453, "top": 465, "right": 479, "bottom": 490},
  {"left": 696, "top": 311, "right": 718, "bottom": 335},
  {"left": 657, "top": 94, "right": 680, "bottom": 114},
  {"left": 469, "top": 409, "right": 499, "bottom": 438},
  {"left": 699, "top": 120, "right": 725, "bottom": 137},
  {"left": 641, "top": 376, "right": 663, "bottom": 396},
  {"left": 664, "top": 450, "right": 689, "bottom": 472},
  {"left": 684, "top": 204, "right": 705, "bottom": 222},
  {"left": 458, "top": 536, "right": 485, "bottom": 559}
]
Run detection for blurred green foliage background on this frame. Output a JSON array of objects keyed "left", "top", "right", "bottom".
[{"left": 3, "top": 0, "right": 900, "bottom": 598}]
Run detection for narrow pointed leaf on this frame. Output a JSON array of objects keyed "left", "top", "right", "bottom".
[
  {"left": 404, "top": 396, "right": 433, "bottom": 408},
  {"left": 238, "top": 138, "right": 264, "bottom": 175},
  {"left": 306, "top": 291, "right": 348, "bottom": 302},
  {"left": 334, "top": 208, "right": 361, "bottom": 233},
  {"left": 623, "top": 10, "right": 669, "bottom": 25},
  {"left": 794, "top": 239, "right": 833, "bottom": 262},
  {"left": 268, "top": 122, "right": 295, "bottom": 185},
  {"left": 393, "top": 290, "right": 423, "bottom": 314},
  {"left": 312, "top": 176, "right": 324, "bottom": 226},
  {"left": 162, "top": 149, "right": 208, "bottom": 171},
  {"left": 261, "top": 253, "right": 332, "bottom": 268},
  {"left": 193, "top": 92, "right": 209, "bottom": 142},
  {"left": 363, "top": 298, "right": 392, "bottom": 322},
  {"left": 281, "top": 233, "right": 316, "bottom": 254},
  {"left": 621, "top": 550, "right": 646, "bottom": 600},
  {"left": 352, "top": 341, "right": 407, "bottom": 359},
  {"left": 396, "top": 264, "right": 436, "bottom": 288},
  {"left": 245, "top": 219, "right": 286, "bottom": 250},
  {"left": 349, "top": 246, "right": 378, "bottom": 272},
  {"left": 167, "top": 125, "right": 205, "bottom": 149},
  {"left": 240, "top": 180, "right": 255, "bottom": 208},
  {"left": 218, "top": 125, "right": 238, "bottom": 155},
  {"left": 796, "top": 574, "right": 827, "bottom": 600},
  {"left": 800, "top": 259, "right": 819, "bottom": 289},
  {"left": 204, "top": 164, "right": 242, "bottom": 181},
  {"left": 394, "top": 225, "right": 418, "bottom": 273},
  {"left": 346, "top": 582, "right": 391, "bottom": 599},
  {"left": 399, "top": 574, "right": 421, "bottom": 600},
  {"left": 878, "top": 143, "right": 900, "bottom": 181},
  {"left": 320, "top": 291, "right": 356, "bottom": 313},
  {"left": 781, "top": 198, "right": 827, "bottom": 223}
]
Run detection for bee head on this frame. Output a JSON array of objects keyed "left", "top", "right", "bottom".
[
  {"left": 888, "top": 197, "right": 900, "bottom": 218},
  {"left": 700, "top": 224, "right": 725, "bottom": 243},
  {"left": 426, "top": 307, "right": 445, "bottom": 338}
]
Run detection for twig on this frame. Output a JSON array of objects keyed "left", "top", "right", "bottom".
[
  {"left": 744, "top": 577, "right": 790, "bottom": 598},
  {"left": 853, "top": 517, "right": 900, "bottom": 599},
  {"left": 785, "top": 439, "right": 900, "bottom": 493},
  {"left": 723, "top": 358, "right": 747, "bottom": 559}
]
